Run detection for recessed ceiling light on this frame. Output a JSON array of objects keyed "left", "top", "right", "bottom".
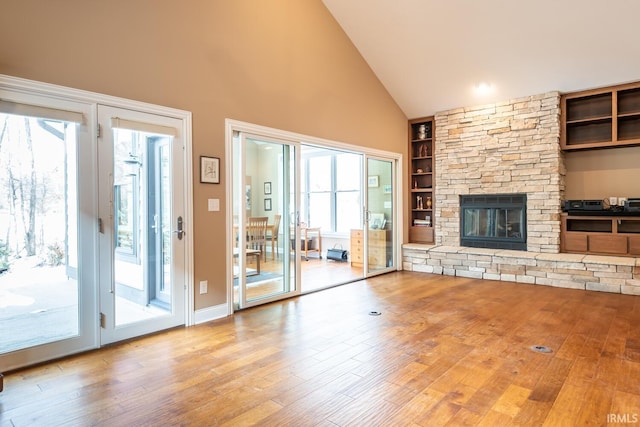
[{"left": 474, "top": 82, "right": 494, "bottom": 95}]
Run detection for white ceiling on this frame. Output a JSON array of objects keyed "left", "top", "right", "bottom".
[{"left": 322, "top": 0, "right": 640, "bottom": 119}]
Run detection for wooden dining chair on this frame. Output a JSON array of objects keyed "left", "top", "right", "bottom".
[
  {"left": 247, "top": 216, "right": 268, "bottom": 261},
  {"left": 266, "top": 214, "right": 281, "bottom": 260}
]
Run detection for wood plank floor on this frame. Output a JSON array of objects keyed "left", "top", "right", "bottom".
[{"left": 2, "top": 271, "right": 640, "bottom": 426}]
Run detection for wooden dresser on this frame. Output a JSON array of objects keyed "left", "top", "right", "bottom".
[
  {"left": 350, "top": 229, "right": 389, "bottom": 269},
  {"left": 350, "top": 229, "right": 365, "bottom": 268}
]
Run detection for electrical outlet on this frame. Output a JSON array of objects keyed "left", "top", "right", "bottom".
[{"left": 199, "top": 280, "right": 208, "bottom": 294}]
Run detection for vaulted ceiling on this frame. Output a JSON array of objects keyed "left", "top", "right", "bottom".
[{"left": 322, "top": 0, "right": 640, "bottom": 119}]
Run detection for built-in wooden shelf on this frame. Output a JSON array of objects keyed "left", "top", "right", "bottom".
[
  {"left": 561, "top": 81, "right": 640, "bottom": 150},
  {"left": 408, "top": 117, "right": 435, "bottom": 243}
]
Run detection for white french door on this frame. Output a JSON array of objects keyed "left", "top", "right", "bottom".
[
  {"left": 0, "top": 90, "right": 97, "bottom": 371},
  {"left": 0, "top": 75, "right": 191, "bottom": 370},
  {"left": 97, "top": 106, "right": 186, "bottom": 344}
]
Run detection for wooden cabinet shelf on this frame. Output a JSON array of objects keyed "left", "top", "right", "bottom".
[
  {"left": 561, "top": 81, "right": 640, "bottom": 150},
  {"left": 565, "top": 92, "right": 611, "bottom": 121},
  {"left": 561, "top": 213, "right": 640, "bottom": 256},
  {"left": 408, "top": 117, "right": 435, "bottom": 243},
  {"left": 618, "top": 87, "right": 640, "bottom": 114}
]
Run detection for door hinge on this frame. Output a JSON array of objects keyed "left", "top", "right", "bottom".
[
  {"left": 99, "top": 312, "right": 106, "bottom": 328},
  {"left": 98, "top": 217, "right": 104, "bottom": 234},
  {"left": 97, "top": 123, "right": 101, "bottom": 138}
]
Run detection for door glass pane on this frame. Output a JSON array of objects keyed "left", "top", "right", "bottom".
[
  {"left": 0, "top": 113, "right": 79, "bottom": 354},
  {"left": 112, "top": 128, "right": 172, "bottom": 326},
  {"left": 367, "top": 158, "right": 394, "bottom": 274},
  {"left": 233, "top": 136, "right": 297, "bottom": 308},
  {"left": 157, "top": 142, "right": 172, "bottom": 304}
]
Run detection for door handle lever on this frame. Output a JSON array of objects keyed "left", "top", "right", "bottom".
[{"left": 173, "top": 216, "right": 184, "bottom": 240}]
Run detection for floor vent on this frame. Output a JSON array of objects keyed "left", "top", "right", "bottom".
[{"left": 530, "top": 345, "right": 553, "bottom": 353}]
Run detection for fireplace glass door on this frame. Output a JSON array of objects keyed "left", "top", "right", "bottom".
[
  {"left": 460, "top": 194, "right": 527, "bottom": 250},
  {"left": 463, "top": 208, "right": 524, "bottom": 240}
]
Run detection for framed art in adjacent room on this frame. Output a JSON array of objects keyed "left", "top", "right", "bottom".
[{"left": 200, "top": 156, "right": 220, "bottom": 184}]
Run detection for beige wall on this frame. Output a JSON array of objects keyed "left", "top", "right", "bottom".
[
  {"left": 564, "top": 147, "right": 640, "bottom": 201},
  {"left": 0, "top": 0, "right": 407, "bottom": 310}
]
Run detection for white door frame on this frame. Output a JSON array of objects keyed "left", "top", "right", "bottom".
[
  {"left": 90, "top": 94, "right": 194, "bottom": 329},
  {"left": 97, "top": 105, "right": 190, "bottom": 344},
  {"left": 363, "top": 155, "right": 398, "bottom": 276},
  {"left": 0, "top": 74, "right": 194, "bottom": 370},
  {"left": 234, "top": 132, "right": 302, "bottom": 309}
]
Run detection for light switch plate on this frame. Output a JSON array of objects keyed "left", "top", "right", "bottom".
[
  {"left": 208, "top": 198, "right": 220, "bottom": 211},
  {"left": 199, "top": 280, "right": 208, "bottom": 294}
]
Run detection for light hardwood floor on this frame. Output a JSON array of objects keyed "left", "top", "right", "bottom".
[
  {"left": 2, "top": 271, "right": 640, "bottom": 426},
  {"left": 237, "top": 256, "right": 365, "bottom": 301}
]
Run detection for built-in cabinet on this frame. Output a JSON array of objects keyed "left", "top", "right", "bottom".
[
  {"left": 561, "top": 81, "right": 640, "bottom": 150},
  {"left": 561, "top": 213, "right": 640, "bottom": 256},
  {"left": 408, "top": 117, "right": 435, "bottom": 243},
  {"left": 560, "top": 80, "right": 640, "bottom": 256}
]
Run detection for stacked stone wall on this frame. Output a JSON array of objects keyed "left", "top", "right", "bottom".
[{"left": 434, "top": 92, "right": 563, "bottom": 253}]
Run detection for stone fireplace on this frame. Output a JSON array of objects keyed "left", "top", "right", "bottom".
[
  {"left": 403, "top": 91, "right": 640, "bottom": 296},
  {"left": 434, "top": 92, "right": 562, "bottom": 253}
]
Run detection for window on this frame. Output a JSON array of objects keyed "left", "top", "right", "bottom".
[{"left": 301, "top": 147, "right": 362, "bottom": 233}]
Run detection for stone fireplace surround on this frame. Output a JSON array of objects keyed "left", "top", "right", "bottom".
[{"left": 402, "top": 92, "right": 640, "bottom": 295}]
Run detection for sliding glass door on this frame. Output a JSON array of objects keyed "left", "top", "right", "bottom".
[
  {"left": 366, "top": 157, "right": 396, "bottom": 275},
  {"left": 232, "top": 132, "right": 300, "bottom": 309},
  {"left": 227, "top": 121, "right": 400, "bottom": 311}
]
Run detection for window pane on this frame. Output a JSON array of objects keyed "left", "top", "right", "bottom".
[
  {"left": 300, "top": 157, "right": 306, "bottom": 192},
  {"left": 308, "top": 193, "right": 331, "bottom": 230},
  {"left": 308, "top": 156, "right": 331, "bottom": 191},
  {"left": 336, "top": 191, "right": 361, "bottom": 233},
  {"left": 336, "top": 153, "right": 361, "bottom": 191}
]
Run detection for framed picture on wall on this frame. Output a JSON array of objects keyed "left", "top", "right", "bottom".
[
  {"left": 200, "top": 156, "right": 220, "bottom": 184},
  {"left": 264, "top": 181, "right": 272, "bottom": 195},
  {"left": 368, "top": 175, "right": 379, "bottom": 187},
  {"left": 264, "top": 198, "right": 272, "bottom": 211}
]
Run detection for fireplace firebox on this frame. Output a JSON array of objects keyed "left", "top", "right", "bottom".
[{"left": 460, "top": 194, "right": 527, "bottom": 250}]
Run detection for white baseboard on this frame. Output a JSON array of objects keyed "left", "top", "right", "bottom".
[{"left": 194, "top": 303, "right": 230, "bottom": 325}]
